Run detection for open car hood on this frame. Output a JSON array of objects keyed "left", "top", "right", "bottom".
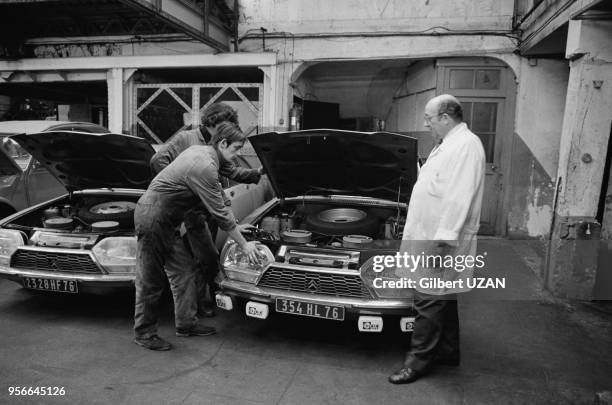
[
  {"left": 12, "top": 131, "right": 155, "bottom": 191},
  {"left": 249, "top": 129, "right": 418, "bottom": 202}
]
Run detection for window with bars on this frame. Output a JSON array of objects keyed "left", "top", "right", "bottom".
[{"left": 134, "top": 84, "right": 262, "bottom": 144}]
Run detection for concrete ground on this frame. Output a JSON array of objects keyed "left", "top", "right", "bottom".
[{"left": 1, "top": 239, "right": 611, "bottom": 405}]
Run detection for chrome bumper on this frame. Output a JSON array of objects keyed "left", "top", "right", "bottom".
[
  {"left": 0, "top": 266, "right": 134, "bottom": 288},
  {"left": 218, "top": 278, "right": 414, "bottom": 316}
]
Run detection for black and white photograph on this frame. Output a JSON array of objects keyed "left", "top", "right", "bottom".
[{"left": 0, "top": 0, "right": 611, "bottom": 404}]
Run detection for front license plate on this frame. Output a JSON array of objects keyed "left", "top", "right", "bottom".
[
  {"left": 22, "top": 277, "right": 78, "bottom": 293},
  {"left": 275, "top": 298, "right": 345, "bottom": 321}
]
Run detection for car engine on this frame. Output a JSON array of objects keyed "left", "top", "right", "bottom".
[
  {"left": 247, "top": 202, "right": 406, "bottom": 250},
  {"left": 3, "top": 195, "right": 140, "bottom": 248}
]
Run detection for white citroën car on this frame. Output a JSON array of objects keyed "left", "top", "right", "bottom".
[
  {"left": 0, "top": 130, "right": 272, "bottom": 294},
  {"left": 215, "top": 129, "right": 419, "bottom": 333}
]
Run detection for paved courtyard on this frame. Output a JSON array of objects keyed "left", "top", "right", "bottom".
[{"left": 1, "top": 239, "right": 611, "bottom": 405}]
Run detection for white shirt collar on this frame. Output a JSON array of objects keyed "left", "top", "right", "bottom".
[
  {"left": 427, "top": 122, "right": 467, "bottom": 158},
  {"left": 441, "top": 122, "right": 467, "bottom": 144}
]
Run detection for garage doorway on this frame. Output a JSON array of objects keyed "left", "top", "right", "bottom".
[{"left": 292, "top": 57, "right": 516, "bottom": 235}]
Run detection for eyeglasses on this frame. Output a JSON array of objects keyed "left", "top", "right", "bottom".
[{"left": 424, "top": 113, "right": 444, "bottom": 123}]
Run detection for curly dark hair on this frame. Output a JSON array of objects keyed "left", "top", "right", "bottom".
[
  {"left": 211, "top": 122, "right": 246, "bottom": 146},
  {"left": 201, "top": 102, "right": 239, "bottom": 128}
]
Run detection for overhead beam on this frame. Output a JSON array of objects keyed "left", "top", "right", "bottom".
[
  {"left": 118, "top": 0, "right": 230, "bottom": 51},
  {"left": 23, "top": 33, "right": 190, "bottom": 45},
  {"left": 0, "top": 70, "right": 107, "bottom": 82},
  {"left": 519, "top": 0, "right": 604, "bottom": 55},
  {"left": 0, "top": 0, "right": 55, "bottom": 3},
  {"left": 0, "top": 53, "right": 276, "bottom": 71}
]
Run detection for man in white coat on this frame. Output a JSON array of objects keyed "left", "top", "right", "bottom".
[{"left": 389, "top": 94, "right": 486, "bottom": 384}]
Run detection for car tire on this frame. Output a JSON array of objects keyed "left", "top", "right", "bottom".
[
  {"left": 78, "top": 201, "right": 136, "bottom": 228},
  {"left": 304, "top": 207, "right": 380, "bottom": 237}
]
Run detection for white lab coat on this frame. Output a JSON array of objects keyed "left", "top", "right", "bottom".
[{"left": 400, "top": 122, "right": 486, "bottom": 294}]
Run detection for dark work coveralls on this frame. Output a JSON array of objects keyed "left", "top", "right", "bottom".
[
  {"left": 134, "top": 145, "right": 245, "bottom": 339},
  {"left": 150, "top": 127, "right": 260, "bottom": 312}
]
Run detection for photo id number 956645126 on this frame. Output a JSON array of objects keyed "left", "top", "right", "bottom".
[{"left": 8, "top": 386, "right": 66, "bottom": 396}]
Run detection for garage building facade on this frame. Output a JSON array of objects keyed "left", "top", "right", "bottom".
[{"left": 0, "top": 0, "right": 611, "bottom": 300}]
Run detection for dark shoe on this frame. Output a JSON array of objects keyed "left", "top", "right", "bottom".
[
  {"left": 197, "top": 307, "right": 215, "bottom": 318},
  {"left": 176, "top": 324, "right": 216, "bottom": 337},
  {"left": 388, "top": 367, "right": 422, "bottom": 384},
  {"left": 134, "top": 335, "right": 172, "bottom": 351}
]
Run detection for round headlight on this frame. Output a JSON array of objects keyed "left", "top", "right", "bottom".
[
  {"left": 0, "top": 229, "right": 25, "bottom": 266},
  {"left": 92, "top": 237, "right": 137, "bottom": 274},
  {"left": 221, "top": 241, "right": 274, "bottom": 283}
]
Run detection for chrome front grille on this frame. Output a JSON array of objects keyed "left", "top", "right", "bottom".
[
  {"left": 257, "top": 266, "right": 372, "bottom": 298},
  {"left": 11, "top": 249, "right": 102, "bottom": 274}
]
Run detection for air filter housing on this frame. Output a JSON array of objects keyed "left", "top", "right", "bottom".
[
  {"left": 43, "top": 217, "right": 74, "bottom": 230},
  {"left": 91, "top": 221, "right": 120, "bottom": 232},
  {"left": 281, "top": 229, "right": 312, "bottom": 244},
  {"left": 342, "top": 235, "right": 373, "bottom": 249}
]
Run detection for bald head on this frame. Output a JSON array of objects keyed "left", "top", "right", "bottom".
[
  {"left": 426, "top": 94, "right": 463, "bottom": 122},
  {"left": 424, "top": 94, "right": 464, "bottom": 142}
]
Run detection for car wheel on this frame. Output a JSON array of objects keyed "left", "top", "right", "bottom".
[
  {"left": 304, "top": 207, "right": 380, "bottom": 237},
  {"left": 78, "top": 201, "right": 136, "bottom": 228}
]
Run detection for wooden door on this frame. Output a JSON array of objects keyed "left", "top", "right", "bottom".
[
  {"left": 438, "top": 60, "right": 512, "bottom": 235},
  {"left": 459, "top": 98, "right": 504, "bottom": 235}
]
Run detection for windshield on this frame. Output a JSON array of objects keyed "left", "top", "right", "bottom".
[{"left": 1, "top": 136, "right": 32, "bottom": 170}]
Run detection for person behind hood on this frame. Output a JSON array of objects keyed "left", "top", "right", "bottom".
[
  {"left": 133, "top": 122, "right": 260, "bottom": 351},
  {"left": 150, "top": 102, "right": 263, "bottom": 318}
]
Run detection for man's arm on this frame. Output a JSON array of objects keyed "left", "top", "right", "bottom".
[
  {"left": 185, "top": 162, "right": 260, "bottom": 263},
  {"left": 151, "top": 141, "right": 185, "bottom": 174},
  {"left": 219, "top": 160, "right": 262, "bottom": 184},
  {"left": 150, "top": 130, "right": 198, "bottom": 175},
  {"left": 433, "top": 141, "right": 485, "bottom": 246},
  {"left": 186, "top": 163, "right": 237, "bottom": 232}
]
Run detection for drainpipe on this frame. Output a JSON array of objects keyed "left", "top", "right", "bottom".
[
  {"left": 233, "top": 0, "right": 239, "bottom": 52},
  {"left": 544, "top": 176, "right": 561, "bottom": 289}
]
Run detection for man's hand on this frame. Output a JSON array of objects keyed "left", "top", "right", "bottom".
[
  {"left": 227, "top": 226, "right": 261, "bottom": 265},
  {"left": 242, "top": 241, "right": 261, "bottom": 265},
  {"left": 257, "top": 167, "right": 265, "bottom": 176},
  {"left": 237, "top": 223, "right": 256, "bottom": 234}
]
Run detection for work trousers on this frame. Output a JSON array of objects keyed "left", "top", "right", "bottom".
[
  {"left": 134, "top": 203, "right": 198, "bottom": 339},
  {"left": 404, "top": 292, "right": 460, "bottom": 371},
  {"left": 183, "top": 210, "right": 220, "bottom": 311}
]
